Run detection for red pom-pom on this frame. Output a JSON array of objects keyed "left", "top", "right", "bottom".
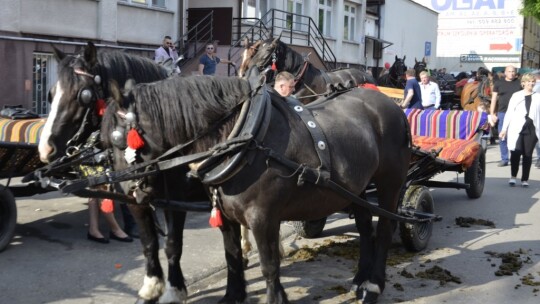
[
  {"left": 209, "top": 207, "right": 223, "bottom": 228},
  {"left": 271, "top": 61, "right": 277, "bottom": 71},
  {"left": 96, "top": 99, "right": 106, "bottom": 116},
  {"left": 127, "top": 128, "right": 145, "bottom": 150},
  {"left": 359, "top": 83, "right": 380, "bottom": 91},
  {"left": 100, "top": 199, "right": 114, "bottom": 213}
]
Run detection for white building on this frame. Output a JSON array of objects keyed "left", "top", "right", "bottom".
[{"left": 0, "top": 0, "right": 437, "bottom": 114}]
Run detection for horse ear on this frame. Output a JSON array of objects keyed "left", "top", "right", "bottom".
[
  {"left": 83, "top": 41, "right": 98, "bottom": 67},
  {"left": 403, "top": 55, "right": 406, "bottom": 62},
  {"left": 51, "top": 44, "right": 66, "bottom": 61},
  {"left": 109, "top": 80, "right": 123, "bottom": 106},
  {"left": 395, "top": 55, "right": 398, "bottom": 61},
  {"left": 272, "top": 32, "right": 282, "bottom": 46},
  {"left": 242, "top": 37, "right": 249, "bottom": 48}
]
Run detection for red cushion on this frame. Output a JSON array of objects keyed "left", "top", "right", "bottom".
[{"left": 413, "top": 135, "right": 480, "bottom": 168}]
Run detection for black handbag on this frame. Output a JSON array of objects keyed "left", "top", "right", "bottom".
[{"left": 515, "top": 98, "right": 538, "bottom": 156}]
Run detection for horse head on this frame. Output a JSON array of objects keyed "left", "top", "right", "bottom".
[
  {"left": 247, "top": 35, "right": 284, "bottom": 74},
  {"left": 414, "top": 57, "right": 427, "bottom": 80},
  {"left": 238, "top": 38, "right": 261, "bottom": 78},
  {"left": 38, "top": 42, "right": 104, "bottom": 163},
  {"left": 38, "top": 42, "right": 169, "bottom": 163}
]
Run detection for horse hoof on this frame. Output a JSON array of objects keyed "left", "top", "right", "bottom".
[
  {"left": 135, "top": 298, "right": 158, "bottom": 304},
  {"left": 352, "top": 288, "right": 379, "bottom": 304},
  {"left": 243, "top": 257, "right": 249, "bottom": 269}
]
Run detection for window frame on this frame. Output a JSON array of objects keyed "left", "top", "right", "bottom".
[
  {"left": 318, "top": 0, "right": 333, "bottom": 37},
  {"left": 343, "top": 2, "right": 357, "bottom": 42}
]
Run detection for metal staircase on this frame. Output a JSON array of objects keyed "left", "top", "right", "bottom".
[
  {"left": 175, "top": 9, "right": 336, "bottom": 77},
  {"left": 228, "top": 9, "right": 337, "bottom": 76}
]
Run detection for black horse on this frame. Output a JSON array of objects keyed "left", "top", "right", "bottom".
[
  {"left": 240, "top": 37, "right": 377, "bottom": 103},
  {"left": 100, "top": 75, "right": 411, "bottom": 304},
  {"left": 377, "top": 55, "right": 407, "bottom": 88},
  {"left": 37, "top": 43, "right": 199, "bottom": 304},
  {"left": 413, "top": 57, "right": 428, "bottom": 80}
]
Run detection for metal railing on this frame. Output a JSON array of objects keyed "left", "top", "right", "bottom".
[
  {"left": 176, "top": 11, "right": 213, "bottom": 67},
  {"left": 228, "top": 9, "right": 337, "bottom": 75}
]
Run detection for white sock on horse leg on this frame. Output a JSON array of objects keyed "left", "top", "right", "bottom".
[{"left": 138, "top": 275, "right": 165, "bottom": 300}]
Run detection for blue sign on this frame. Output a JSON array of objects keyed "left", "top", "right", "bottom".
[{"left": 425, "top": 41, "right": 431, "bottom": 56}]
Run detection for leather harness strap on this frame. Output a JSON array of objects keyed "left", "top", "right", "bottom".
[{"left": 285, "top": 96, "right": 332, "bottom": 174}]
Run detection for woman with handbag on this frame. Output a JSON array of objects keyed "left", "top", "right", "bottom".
[{"left": 499, "top": 73, "right": 540, "bottom": 187}]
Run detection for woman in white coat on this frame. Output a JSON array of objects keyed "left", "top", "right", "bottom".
[{"left": 500, "top": 73, "right": 540, "bottom": 187}]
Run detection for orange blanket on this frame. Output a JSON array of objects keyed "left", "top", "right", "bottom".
[{"left": 413, "top": 135, "right": 480, "bottom": 168}]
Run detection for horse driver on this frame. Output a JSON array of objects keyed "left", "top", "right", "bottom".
[{"left": 271, "top": 71, "right": 296, "bottom": 98}]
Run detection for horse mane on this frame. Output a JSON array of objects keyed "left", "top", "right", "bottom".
[
  {"left": 57, "top": 49, "right": 168, "bottom": 99},
  {"left": 102, "top": 76, "right": 252, "bottom": 150},
  {"left": 275, "top": 40, "right": 305, "bottom": 73}
]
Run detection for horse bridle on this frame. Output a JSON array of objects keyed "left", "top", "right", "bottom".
[
  {"left": 65, "top": 68, "right": 104, "bottom": 154},
  {"left": 74, "top": 68, "right": 102, "bottom": 107}
]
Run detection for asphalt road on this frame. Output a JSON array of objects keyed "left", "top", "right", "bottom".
[{"left": 1, "top": 143, "right": 540, "bottom": 303}]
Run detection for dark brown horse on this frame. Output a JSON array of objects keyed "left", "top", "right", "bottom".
[
  {"left": 240, "top": 37, "right": 377, "bottom": 103},
  {"left": 100, "top": 75, "right": 411, "bottom": 304},
  {"left": 377, "top": 55, "right": 407, "bottom": 88},
  {"left": 37, "top": 43, "right": 200, "bottom": 304}
]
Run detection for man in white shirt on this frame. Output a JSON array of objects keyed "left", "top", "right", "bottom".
[{"left": 419, "top": 71, "right": 441, "bottom": 109}]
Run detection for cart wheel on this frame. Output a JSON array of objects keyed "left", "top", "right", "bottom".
[
  {"left": 399, "top": 186, "right": 434, "bottom": 252},
  {"left": 292, "top": 217, "right": 327, "bottom": 238},
  {"left": 465, "top": 147, "right": 485, "bottom": 199},
  {"left": 0, "top": 185, "right": 17, "bottom": 252}
]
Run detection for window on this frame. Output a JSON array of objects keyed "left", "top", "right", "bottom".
[
  {"left": 318, "top": 0, "right": 333, "bottom": 36},
  {"left": 343, "top": 3, "right": 356, "bottom": 41},
  {"left": 119, "top": 0, "right": 166, "bottom": 8},
  {"left": 287, "top": 0, "right": 303, "bottom": 31},
  {"left": 33, "top": 53, "right": 57, "bottom": 115},
  {"left": 242, "top": 0, "right": 268, "bottom": 19}
]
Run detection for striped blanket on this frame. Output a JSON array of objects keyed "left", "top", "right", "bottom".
[
  {"left": 405, "top": 109, "right": 488, "bottom": 141},
  {"left": 0, "top": 117, "right": 45, "bottom": 145}
]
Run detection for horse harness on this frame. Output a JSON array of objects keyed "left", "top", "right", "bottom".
[{"left": 34, "top": 83, "right": 422, "bottom": 223}]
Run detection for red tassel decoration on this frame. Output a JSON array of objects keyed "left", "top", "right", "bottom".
[
  {"left": 96, "top": 99, "right": 107, "bottom": 116},
  {"left": 100, "top": 199, "right": 114, "bottom": 213},
  {"left": 127, "top": 128, "right": 145, "bottom": 150},
  {"left": 271, "top": 61, "right": 277, "bottom": 71},
  {"left": 209, "top": 207, "right": 223, "bottom": 228}
]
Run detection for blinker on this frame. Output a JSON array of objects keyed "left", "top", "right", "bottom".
[
  {"left": 94, "top": 75, "right": 101, "bottom": 85},
  {"left": 79, "top": 89, "right": 93, "bottom": 105}
]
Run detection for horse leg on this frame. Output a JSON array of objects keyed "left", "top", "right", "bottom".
[
  {"left": 218, "top": 216, "right": 247, "bottom": 303},
  {"left": 240, "top": 225, "right": 252, "bottom": 268},
  {"left": 128, "top": 204, "right": 165, "bottom": 304},
  {"left": 251, "top": 220, "right": 288, "bottom": 304},
  {"left": 350, "top": 204, "right": 376, "bottom": 299},
  {"left": 158, "top": 210, "right": 188, "bottom": 304},
  {"left": 241, "top": 226, "right": 284, "bottom": 268},
  {"left": 356, "top": 182, "right": 401, "bottom": 304}
]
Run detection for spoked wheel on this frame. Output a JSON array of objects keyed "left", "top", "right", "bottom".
[
  {"left": 0, "top": 185, "right": 17, "bottom": 252},
  {"left": 399, "top": 186, "right": 434, "bottom": 252},
  {"left": 465, "top": 147, "right": 486, "bottom": 199},
  {"left": 292, "top": 217, "right": 327, "bottom": 238}
]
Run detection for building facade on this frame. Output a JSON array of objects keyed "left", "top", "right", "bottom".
[{"left": 0, "top": 0, "right": 437, "bottom": 114}]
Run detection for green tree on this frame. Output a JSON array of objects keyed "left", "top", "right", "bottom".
[{"left": 521, "top": 0, "right": 540, "bottom": 23}]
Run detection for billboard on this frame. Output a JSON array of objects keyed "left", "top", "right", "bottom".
[{"left": 413, "top": 0, "right": 523, "bottom": 61}]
